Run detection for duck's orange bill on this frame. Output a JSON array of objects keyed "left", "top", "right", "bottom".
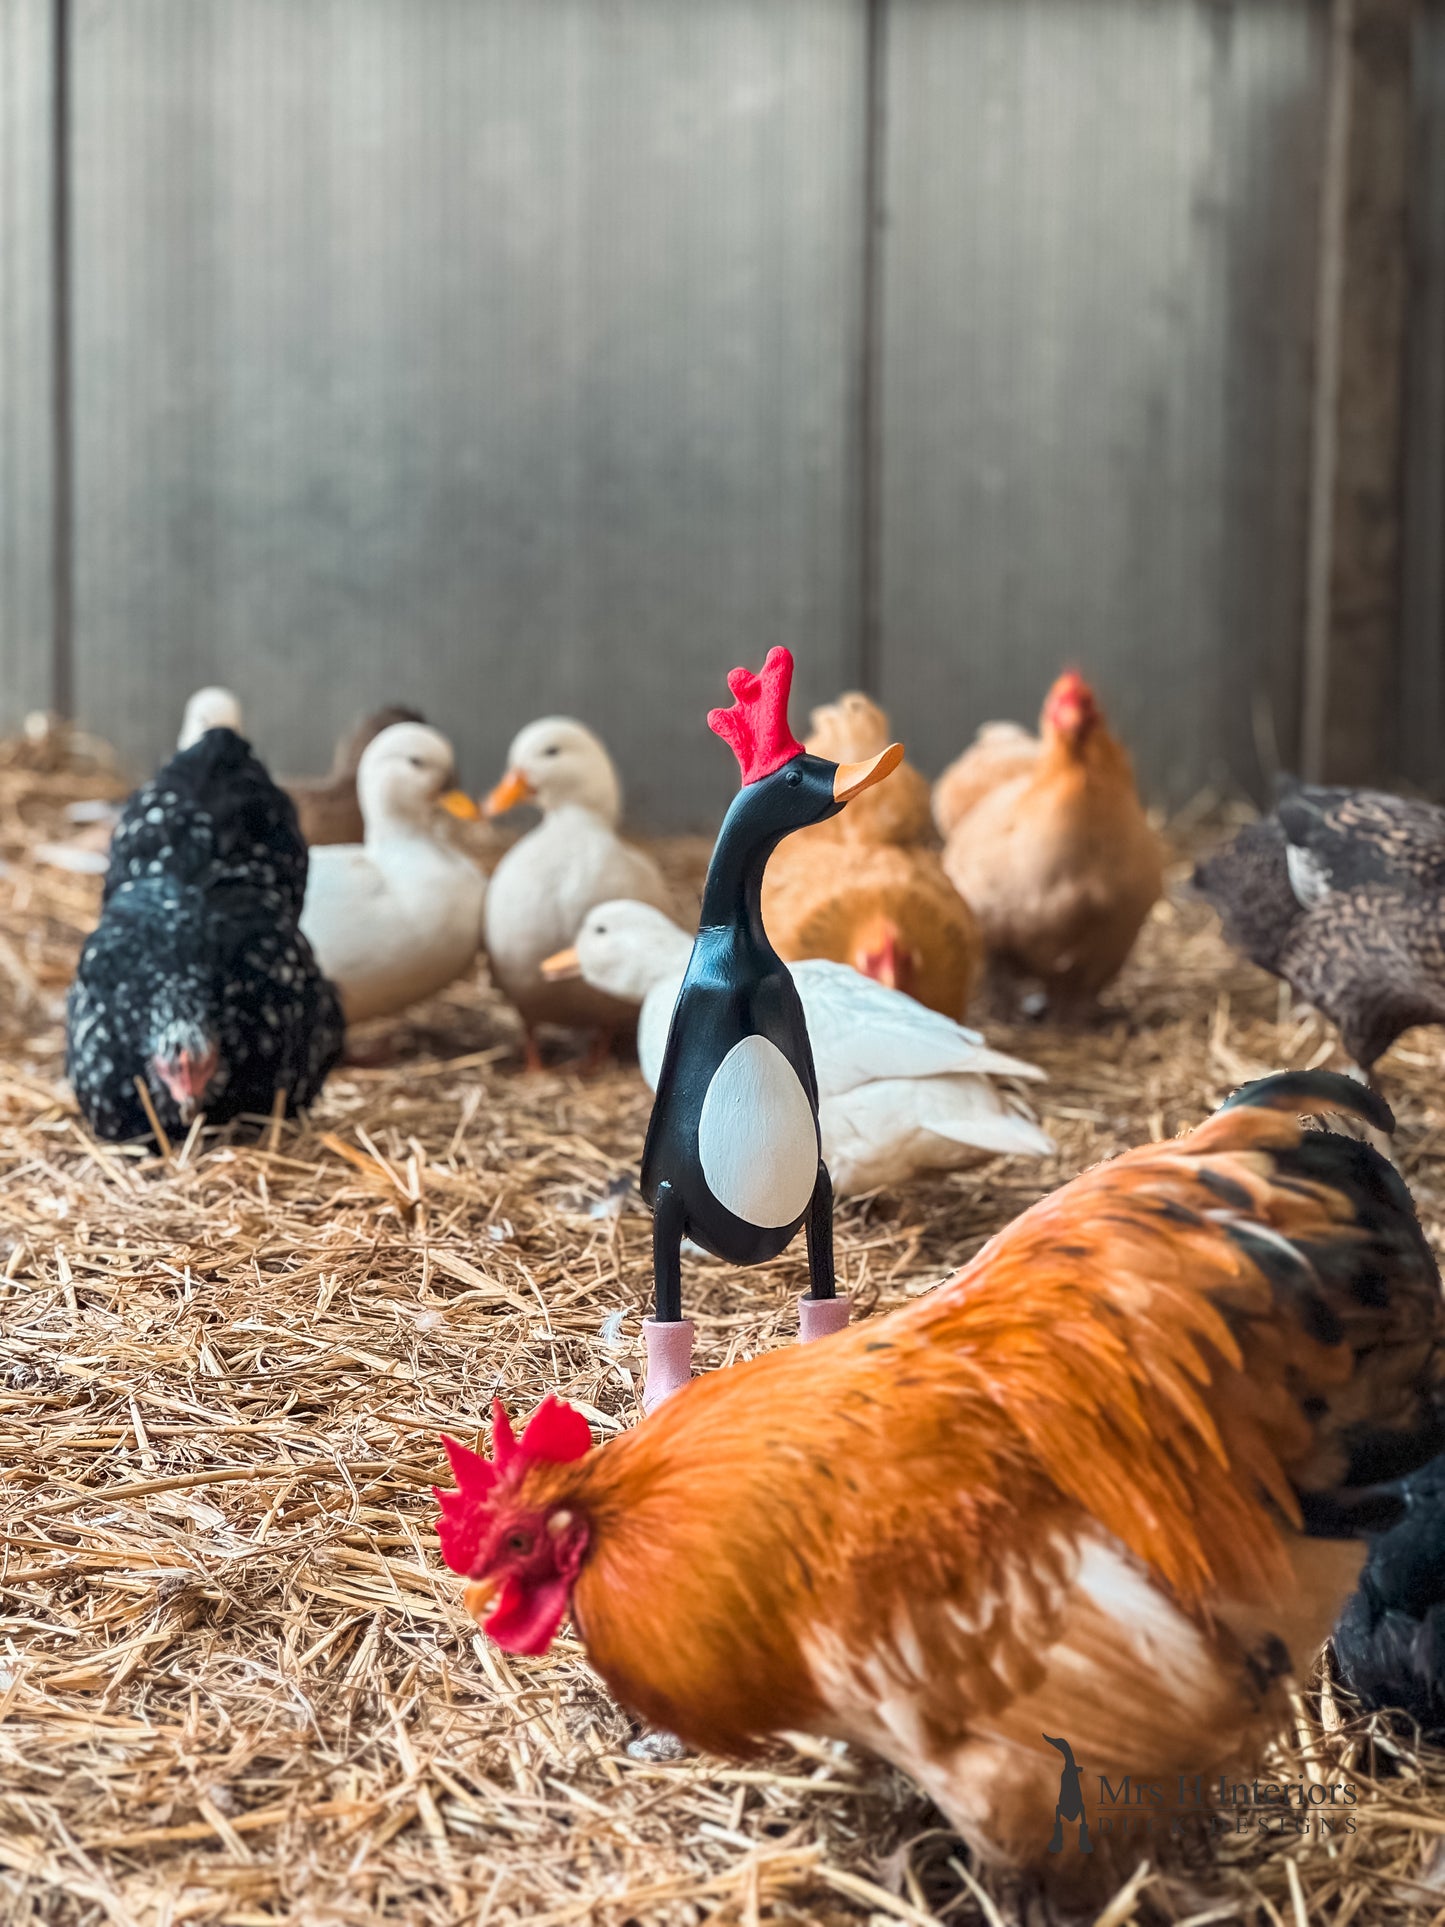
[
  {"left": 440, "top": 789, "right": 481, "bottom": 821},
  {"left": 541, "top": 946, "right": 582, "bottom": 982},
  {"left": 463, "top": 1577, "right": 498, "bottom": 1622},
  {"left": 833, "top": 741, "right": 904, "bottom": 803},
  {"left": 484, "top": 768, "right": 535, "bottom": 817}
]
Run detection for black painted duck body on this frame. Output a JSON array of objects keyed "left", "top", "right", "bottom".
[{"left": 638, "top": 647, "right": 900, "bottom": 1407}]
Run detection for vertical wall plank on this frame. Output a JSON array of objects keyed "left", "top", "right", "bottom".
[
  {"left": 70, "top": 0, "right": 866, "bottom": 828},
  {"left": 1400, "top": 0, "right": 1445, "bottom": 790},
  {"left": 876, "top": 0, "right": 1328, "bottom": 803},
  {"left": 1300, "top": 0, "right": 1413, "bottom": 786},
  {"left": 0, "top": 0, "right": 55, "bottom": 729}
]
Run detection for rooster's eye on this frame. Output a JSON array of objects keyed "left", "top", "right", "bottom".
[
  {"left": 506, "top": 1530, "right": 532, "bottom": 1555},
  {"left": 543, "top": 746, "right": 560, "bottom": 757},
  {"left": 785, "top": 769, "right": 801, "bottom": 788}
]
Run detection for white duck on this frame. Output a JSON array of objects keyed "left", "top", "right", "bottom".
[
  {"left": 483, "top": 718, "right": 675, "bottom": 1070},
  {"left": 545, "top": 900, "right": 1054, "bottom": 1195},
  {"left": 178, "top": 686, "right": 245, "bottom": 748},
  {"left": 300, "top": 723, "right": 484, "bottom": 1024}
]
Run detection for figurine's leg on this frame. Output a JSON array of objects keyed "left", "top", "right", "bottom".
[
  {"left": 652, "top": 1179, "right": 684, "bottom": 1323},
  {"left": 522, "top": 1027, "right": 545, "bottom": 1074},
  {"left": 799, "top": 1162, "right": 850, "bottom": 1341},
  {"left": 643, "top": 1180, "right": 694, "bottom": 1410}
]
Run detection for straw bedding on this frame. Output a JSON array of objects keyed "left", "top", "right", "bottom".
[{"left": 6, "top": 723, "right": 1445, "bottom": 1926}]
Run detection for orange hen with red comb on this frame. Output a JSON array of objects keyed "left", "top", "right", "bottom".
[{"left": 933, "top": 669, "right": 1163, "bottom": 1013}]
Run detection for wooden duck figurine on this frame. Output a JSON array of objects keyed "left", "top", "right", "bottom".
[{"left": 639, "top": 647, "right": 902, "bottom": 1409}]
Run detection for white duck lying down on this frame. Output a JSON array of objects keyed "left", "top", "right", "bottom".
[
  {"left": 300, "top": 723, "right": 484, "bottom": 1024},
  {"left": 544, "top": 900, "right": 1053, "bottom": 1194}
]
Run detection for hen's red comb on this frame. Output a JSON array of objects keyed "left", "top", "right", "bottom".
[
  {"left": 708, "top": 646, "right": 805, "bottom": 786},
  {"left": 434, "top": 1395, "right": 592, "bottom": 1575},
  {"left": 1044, "top": 669, "right": 1097, "bottom": 724}
]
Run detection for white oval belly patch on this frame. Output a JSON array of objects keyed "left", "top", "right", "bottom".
[{"left": 697, "top": 1035, "right": 818, "bottom": 1228}]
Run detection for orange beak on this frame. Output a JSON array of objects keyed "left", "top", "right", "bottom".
[
  {"left": 484, "top": 768, "right": 535, "bottom": 817},
  {"left": 833, "top": 742, "right": 904, "bottom": 803},
  {"left": 541, "top": 945, "right": 582, "bottom": 982},
  {"left": 439, "top": 788, "right": 481, "bottom": 822},
  {"left": 462, "top": 1576, "right": 499, "bottom": 1622}
]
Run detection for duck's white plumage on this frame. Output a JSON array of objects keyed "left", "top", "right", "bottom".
[
  {"left": 570, "top": 900, "right": 1054, "bottom": 1195},
  {"left": 483, "top": 719, "right": 674, "bottom": 1034},
  {"left": 178, "top": 686, "right": 244, "bottom": 749},
  {"left": 300, "top": 723, "right": 484, "bottom": 1023}
]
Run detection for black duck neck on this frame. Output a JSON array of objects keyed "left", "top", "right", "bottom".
[{"left": 698, "top": 807, "right": 784, "bottom": 945}]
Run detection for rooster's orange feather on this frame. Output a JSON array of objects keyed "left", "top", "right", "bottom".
[{"left": 442, "top": 1073, "right": 1445, "bottom": 1886}]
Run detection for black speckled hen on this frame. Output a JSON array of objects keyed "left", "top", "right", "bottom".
[
  {"left": 103, "top": 722, "right": 309, "bottom": 916},
  {"left": 68, "top": 727, "right": 343, "bottom": 1142},
  {"left": 1194, "top": 778, "right": 1445, "bottom": 1077}
]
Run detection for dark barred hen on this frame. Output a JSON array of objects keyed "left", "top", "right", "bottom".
[
  {"left": 1333, "top": 1454, "right": 1445, "bottom": 1740},
  {"left": 69, "top": 728, "right": 343, "bottom": 1142},
  {"left": 1194, "top": 778, "right": 1445, "bottom": 1075}
]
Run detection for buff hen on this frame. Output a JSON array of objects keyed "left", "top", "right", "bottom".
[
  {"left": 935, "top": 670, "right": 1163, "bottom": 1013},
  {"left": 762, "top": 691, "right": 982, "bottom": 1016}
]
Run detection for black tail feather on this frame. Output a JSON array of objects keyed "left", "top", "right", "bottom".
[
  {"left": 1220, "top": 1070, "right": 1395, "bottom": 1139},
  {"left": 1299, "top": 1487, "right": 1411, "bottom": 1540}
]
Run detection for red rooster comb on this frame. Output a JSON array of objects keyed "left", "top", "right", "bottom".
[
  {"left": 708, "top": 646, "right": 806, "bottom": 785},
  {"left": 434, "top": 1395, "right": 592, "bottom": 1575}
]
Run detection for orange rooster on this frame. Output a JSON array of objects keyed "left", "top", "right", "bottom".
[
  {"left": 763, "top": 691, "right": 982, "bottom": 1017},
  {"left": 934, "top": 671, "right": 1163, "bottom": 1012},
  {"left": 437, "top": 1071, "right": 1445, "bottom": 1892}
]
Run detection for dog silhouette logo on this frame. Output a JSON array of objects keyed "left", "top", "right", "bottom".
[{"left": 1043, "top": 1735, "right": 1092, "bottom": 1854}]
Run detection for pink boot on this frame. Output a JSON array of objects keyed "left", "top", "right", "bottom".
[
  {"left": 798, "top": 1293, "right": 851, "bottom": 1342},
  {"left": 642, "top": 1317, "right": 695, "bottom": 1412}
]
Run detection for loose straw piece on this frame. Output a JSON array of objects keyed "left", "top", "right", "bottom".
[
  {"left": 131, "top": 1074, "right": 172, "bottom": 1159},
  {"left": 3, "top": 740, "right": 1444, "bottom": 1927}
]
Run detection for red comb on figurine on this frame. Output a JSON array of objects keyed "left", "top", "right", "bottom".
[
  {"left": 708, "top": 646, "right": 806, "bottom": 786},
  {"left": 434, "top": 1395, "right": 592, "bottom": 1574}
]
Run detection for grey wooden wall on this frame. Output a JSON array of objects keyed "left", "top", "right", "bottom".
[
  {"left": 3, "top": 0, "right": 1336, "bottom": 827},
  {"left": 1, "top": 0, "right": 55, "bottom": 724},
  {"left": 876, "top": 0, "right": 1326, "bottom": 793}
]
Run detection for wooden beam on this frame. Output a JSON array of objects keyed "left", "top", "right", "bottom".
[
  {"left": 50, "top": 0, "right": 72, "bottom": 722},
  {"left": 1300, "top": 0, "right": 1415, "bottom": 785}
]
